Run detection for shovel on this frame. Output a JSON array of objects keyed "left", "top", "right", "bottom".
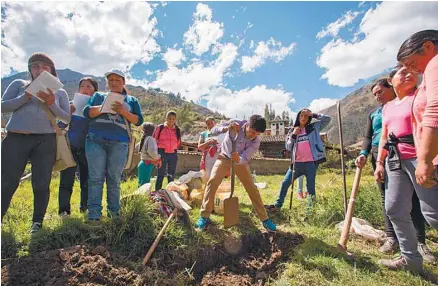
[{"left": 224, "top": 130, "right": 239, "bottom": 228}]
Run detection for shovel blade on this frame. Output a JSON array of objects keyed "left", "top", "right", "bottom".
[{"left": 224, "top": 197, "right": 239, "bottom": 228}]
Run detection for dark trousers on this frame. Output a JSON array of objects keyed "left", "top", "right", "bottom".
[
  {"left": 371, "top": 150, "right": 425, "bottom": 243},
  {"left": 155, "top": 149, "right": 178, "bottom": 191},
  {"left": 58, "top": 145, "right": 88, "bottom": 214},
  {"left": 1, "top": 132, "right": 56, "bottom": 223}
]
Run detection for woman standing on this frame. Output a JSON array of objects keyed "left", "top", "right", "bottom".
[
  {"left": 1, "top": 53, "right": 71, "bottom": 233},
  {"left": 397, "top": 30, "right": 438, "bottom": 188},
  {"left": 153, "top": 111, "right": 181, "bottom": 191},
  {"left": 375, "top": 64, "right": 438, "bottom": 273},
  {"left": 266, "top": 110, "right": 331, "bottom": 212},
  {"left": 83, "top": 69, "right": 143, "bottom": 222},
  {"left": 58, "top": 77, "right": 99, "bottom": 218}
]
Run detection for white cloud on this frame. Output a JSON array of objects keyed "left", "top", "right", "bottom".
[
  {"left": 150, "top": 43, "right": 238, "bottom": 102},
  {"left": 1, "top": 2, "right": 160, "bottom": 77},
  {"left": 162, "top": 48, "right": 185, "bottom": 67},
  {"left": 317, "top": 2, "right": 438, "bottom": 87},
  {"left": 183, "top": 3, "right": 224, "bottom": 56},
  {"left": 316, "top": 11, "right": 360, "bottom": 40},
  {"left": 207, "top": 85, "right": 295, "bottom": 119},
  {"left": 308, "top": 98, "right": 338, "bottom": 113},
  {"left": 241, "top": 38, "right": 296, "bottom": 73}
]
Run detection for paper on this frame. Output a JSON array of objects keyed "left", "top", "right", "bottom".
[
  {"left": 100, "top": 92, "right": 124, "bottom": 114},
  {"left": 24, "top": 70, "right": 63, "bottom": 102},
  {"left": 72, "top": 93, "right": 91, "bottom": 117}
]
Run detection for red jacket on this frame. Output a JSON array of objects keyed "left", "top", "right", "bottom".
[{"left": 153, "top": 124, "right": 181, "bottom": 153}]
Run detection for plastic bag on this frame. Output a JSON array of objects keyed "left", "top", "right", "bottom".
[
  {"left": 166, "top": 182, "right": 190, "bottom": 200},
  {"left": 336, "top": 217, "right": 386, "bottom": 242},
  {"left": 213, "top": 191, "right": 231, "bottom": 215},
  {"left": 190, "top": 188, "right": 205, "bottom": 206}
]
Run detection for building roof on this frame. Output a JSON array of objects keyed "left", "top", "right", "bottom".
[
  {"left": 260, "top": 134, "right": 286, "bottom": 143},
  {"left": 271, "top": 116, "right": 289, "bottom": 123}
]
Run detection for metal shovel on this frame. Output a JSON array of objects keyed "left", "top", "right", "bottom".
[{"left": 224, "top": 130, "right": 239, "bottom": 228}]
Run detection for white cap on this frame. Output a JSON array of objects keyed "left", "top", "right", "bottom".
[{"left": 105, "top": 68, "right": 125, "bottom": 79}]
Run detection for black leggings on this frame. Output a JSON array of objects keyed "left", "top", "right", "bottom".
[{"left": 1, "top": 132, "right": 56, "bottom": 223}]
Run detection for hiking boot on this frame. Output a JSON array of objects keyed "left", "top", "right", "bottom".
[
  {"left": 379, "top": 237, "right": 399, "bottom": 253},
  {"left": 59, "top": 211, "right": 70, "bottom": 220},
  {"left": 262, "top": 219, "right": 277, "bottom": 233},
  {"left": 30, "top": 222, "right": 42, "bottom": 234},
  {"left": 195, "top": 217, "right": 211, "bottom": 232},
  {"left": 265, "top": 204, "right": 281, "bottom": 212},
  {"left": 378, "top": 256, "right": 423, "bottom": 274},
  {"left": 297, "top": 192, "right": 304, "bottom": 200},
  {"left": 418, "top": 243, "right": 436, "bottom": 264}
]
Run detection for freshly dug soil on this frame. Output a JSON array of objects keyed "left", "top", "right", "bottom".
[{"left": 1, "top": 231, "right": 303, "bottom": 286}]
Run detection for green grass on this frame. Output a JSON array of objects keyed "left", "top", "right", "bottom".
[{"left": 2, "top": 168, "right": 437, "bottom": 285}]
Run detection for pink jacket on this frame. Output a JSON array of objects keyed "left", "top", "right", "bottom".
[
  {"left": 411, "top": 54, "right": 438, "bottom": 165},
  {"left": 153, "top": 124, "right": 181, "bottom": 153}
]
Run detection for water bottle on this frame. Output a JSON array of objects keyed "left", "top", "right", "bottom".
[{"left": 252, "top": 170, "right": 257, "bottom": 183}]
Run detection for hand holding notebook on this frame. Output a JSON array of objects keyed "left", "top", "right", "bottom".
[
  {"left": 100, "top": 92, "right": 125, "bottom": 114},
  {"left": 24, "top": 70, "right": 63, "bottom": 102}
]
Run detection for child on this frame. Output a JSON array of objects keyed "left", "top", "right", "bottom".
[
  {"left": 296, "top": 176, "right": 308, "bottom": 199},
  {"left": 138, "top": 122, "right": 161, "bottom": 187},
  {"left": 154, "top": 111, "right": 181, "bottom": 190},
  {"left": 266, "top": 109, "right": 331, "bottom": 212},
  {"left": 195, "top": 115, "right": 277, "bottom": 232}
]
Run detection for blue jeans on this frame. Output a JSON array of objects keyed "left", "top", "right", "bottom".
[
  {"left": 155, "top": 149, "right": 178, "bottom": 191},
  {"left": 85, "top": 134, "right": 128, "bottom": 220},
  {"left": 274, "top": 161, "right": 317, "bottom": 208}
]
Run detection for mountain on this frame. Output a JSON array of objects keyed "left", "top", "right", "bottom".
[
  {"left": 319, "top": 81, "right": 380, "bottom": 147},
  {"left": 1, "top": 69, "right": 226, "bottom": 138}
]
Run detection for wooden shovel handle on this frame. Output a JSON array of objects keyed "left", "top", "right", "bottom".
[
  {"left": 338, "top": 167, "right": 362, "bottom": 249},
  {"left": 143, "top": 208, "right": 178, "bottom": 265}
]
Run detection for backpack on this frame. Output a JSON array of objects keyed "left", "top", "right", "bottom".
[{"left": 157, "top": 124, "right": 181, "bottom": 141}]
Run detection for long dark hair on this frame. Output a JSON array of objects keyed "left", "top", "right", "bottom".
[
  {"left": 139, "top": 122, "right": 156, "bottom": 153},
  {"left": 292, "top": 109, "right": 313, "bottom": 134},
  {"left": 397, "top": 29, "right": 438, "bottom": 61}
]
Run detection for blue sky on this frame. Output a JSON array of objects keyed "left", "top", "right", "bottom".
[{"left": 2, "top": 1, "right": 438, "bottom": 118}]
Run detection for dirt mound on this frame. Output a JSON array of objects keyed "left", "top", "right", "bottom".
[
  {"left": 196, "top": 231, "right": 303, "bottom": 286},
  {"left": 1, "top": 245, "right": 144, "bottom": 286},
  {"left": 1, "top": 231, "right": 303, "bottom": 286}
]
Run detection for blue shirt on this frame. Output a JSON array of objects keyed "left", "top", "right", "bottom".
[
  {"left": 360, "top": 106, "right": 382, "bottom": 157},
  {"left": 83, "top": 91, "right": 143, "bottom": 142},
  {"left": 66, "top": 115, "right": 89, "bottom": 148}
]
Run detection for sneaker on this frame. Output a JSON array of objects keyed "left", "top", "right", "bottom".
[
  {"left": 378, "top": 256, "right": 423, "bottom": 274},
  {"left": 262, "top": 219, "right": 277, "bottom": 233},
  {"left": 379, "top": 237, "right": 399, "bottom": 253},
  {"left": 304, "top": 192, "right": 309, "bottom": 198},
  {"left": 265, "top": 204, "right": 280, "bottom": 212},
  {"left": 297, "top": 192, "right": 303, "bottom": 200},
  {"left": 59, "top": 211, "right": 70, "bottom": 220},
  {"left": 195, "top": 217, "right": 211, "bottom": 232},
  {"left": 418, "top": 243, "right": 436, "bottom": 264},
  {"left": 30, "top": 222, "right": 42, "bottom": 234}
]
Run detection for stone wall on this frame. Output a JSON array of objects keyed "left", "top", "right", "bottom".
[{"left": 175, "top": 151, "right": 289, "bottom": 175}]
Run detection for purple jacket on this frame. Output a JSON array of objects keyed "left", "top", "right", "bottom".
[{"left": 210, "top": 119, "right": 261, "bottom": 165}]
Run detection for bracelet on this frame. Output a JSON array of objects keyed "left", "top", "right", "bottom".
[{"left": 376, "top": 160, "right": 384, "bottom": 165}]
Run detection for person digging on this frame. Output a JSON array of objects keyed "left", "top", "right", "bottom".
[{"left": 195, "top": 115, "right": 277, "bottom": 232}]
